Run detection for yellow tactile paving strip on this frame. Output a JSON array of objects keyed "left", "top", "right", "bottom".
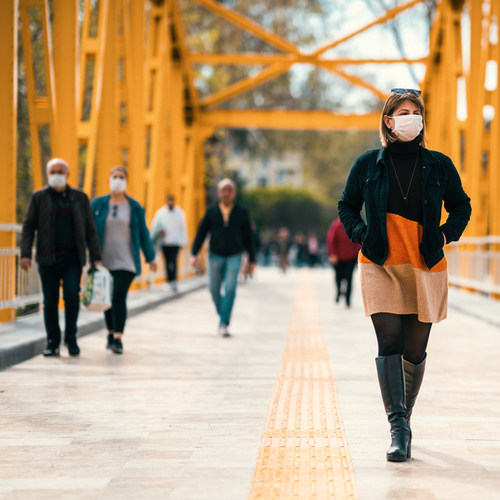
[{"left": 248, "top": 270, "right": 358, "bottom": 500}]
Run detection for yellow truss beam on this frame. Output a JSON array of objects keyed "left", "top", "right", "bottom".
[
  {"left": 171, "top": 0, "right": 200, "bottom": 112},
  {"left": 19, "top": 0, "right": 58, "bottom": 190},
  {"left": 188, "top": 0, "right": 426, "bottom": 107},
  {"left": 189, "top": 0, "right": 301, "bottom": 55},
  {"left": 188, "top": 52, "right": 426, "bottom": 66},
  {"left": 199, "top": 109, "right": 380, "bottom": 130},
  {"left": 324, "top": 65, "right": 387, "bottom": 101},
  {"left": 52, "top": 0, "right": 78, "bottom": 186},
  {"left": 200, "top": 62, "right": 292, "bottom": 108},
  {"left": 78, "top": 0, "right": 110, "bottom": 195},
  {"left": 0, "top": 0, "right": 18, "bottom": 322},
  {"left": 311, "top": 0, "right": 424, "bottom": 57}
]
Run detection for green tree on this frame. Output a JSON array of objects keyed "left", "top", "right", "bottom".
[{"left": 240, "top": 186, "right": 336, "bottom": 237}]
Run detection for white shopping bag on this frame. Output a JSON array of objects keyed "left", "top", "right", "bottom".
[{"left": 82, "top": 265, "right": 113, "bottom": 312}]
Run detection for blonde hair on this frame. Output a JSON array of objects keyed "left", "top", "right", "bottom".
[
  {"left": 379, "top": 92, "right": 427, "bottom": 148},
  {"left": 109, "top": 166, "right": 128, "bottom": 179}
]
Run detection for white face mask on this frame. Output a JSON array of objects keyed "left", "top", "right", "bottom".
[
  {"left": 389, "top": 114, "right": 423, "bottom": 142},
  {"left": 48, "top": 174, "right": 67, "bottom": 190},
  {"left": 109, "top": 177, "right": 127, "bottom": 194}
]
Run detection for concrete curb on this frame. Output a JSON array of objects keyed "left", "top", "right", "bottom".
[{"left": 0, "top": 277, "right": 207, "bottom": 372}]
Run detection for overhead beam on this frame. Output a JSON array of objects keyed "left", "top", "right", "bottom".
[
  {"left": 188, "top": 52, "right": 426, "bottom": 66},
  {"left": 189, "top": 0, "right": 301, "bottom": 55},
  {"left": 200, "top": 63, "right": 291, "bottom": 108},
  {"left": 199, "top": 109, "right": 380, "bottom": 131},
  {"left": 311, "top": 0, "right": 424, "bottom": 57},
  {"left": 323, "top": 64, "right": 387, "bottom": 101}
]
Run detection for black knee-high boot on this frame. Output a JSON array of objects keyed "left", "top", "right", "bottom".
[
  {"left": 375, "top": 354, "right": 411, "bottom": 462},
  {"left": 404, "top": 353, "right": 427, "bottom": 425}
]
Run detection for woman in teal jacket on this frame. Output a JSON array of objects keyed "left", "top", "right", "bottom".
[{"left": 91, "top": 167, "right": 157, "bottom": 354}]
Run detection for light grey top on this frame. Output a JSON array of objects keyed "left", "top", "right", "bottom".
[{"left": 101, "top": 200, "right": 136, "bottom": 274}]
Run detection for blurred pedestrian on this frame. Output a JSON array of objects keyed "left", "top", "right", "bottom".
[
  {"left": 338, "top": 89, "right": 471, "bottom": 462},
  {"left": 20, "top": 158, "right": 102, "bottom": 357},
  {"left": 293, "top": 233, "right": 309, "bottom": 267},
  {"left": 91, "top": 167, "right": 157, "bottom": 354},
  {"left": 151, "top": 195, "right": 188, "bottom": 293},
  {"left": 308, "top": 233, "right": 320, "bottom": 267},
  {"left": 191, "top": 179, "right": 255, "bottom": 337},
  {"left": 277, "top": 227, "right": 291, "bottom": 273},
  {"left": 327, "top": 219, "right": 360, "bottom": 307}
]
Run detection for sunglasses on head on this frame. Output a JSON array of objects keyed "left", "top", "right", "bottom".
[{"left": 391, "top": 88, "right": 421, "bottom": 97}]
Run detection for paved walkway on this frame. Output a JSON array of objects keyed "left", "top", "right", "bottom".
[{"left": 0, "top": 268, "right": 499, "bottom": 499}]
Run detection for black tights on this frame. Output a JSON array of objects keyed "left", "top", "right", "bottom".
[{"left": 371, "top": 313, "right": 431, "bottom": 365}]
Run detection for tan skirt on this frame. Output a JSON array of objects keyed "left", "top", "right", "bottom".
[{"left": 358, "top": 260, "right": 448, "bottom": 324}]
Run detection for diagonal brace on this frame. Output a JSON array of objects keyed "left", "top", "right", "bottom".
[{"left": 189, "top": 0, "right": 301, "bottom": 55}]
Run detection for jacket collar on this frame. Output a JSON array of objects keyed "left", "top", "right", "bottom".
[
  {"left": 376, "top": 145, "right": 440, "bottom": 167},
  {"left": 102, "top": 193, "right": 131, "bottom": 203},
  {"left": 48, "top": 185, "right": 73, "bottom": 197}
]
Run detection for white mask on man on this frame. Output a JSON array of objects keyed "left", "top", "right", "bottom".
[
  {"left": 48, "top": 174, "right": 67, "bottom": 190},
  {"left": 109, "top": 178, "right": 127, "bottom": 194},
  {"left": 389, "top": 114, "right": 423, "bottom": 142}
]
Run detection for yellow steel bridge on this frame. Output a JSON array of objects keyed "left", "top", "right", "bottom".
[{"left": 0, "top": 0, "right": 497, "bottom": 317}]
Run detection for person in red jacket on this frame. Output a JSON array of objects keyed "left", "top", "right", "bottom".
[{"left": 327, "top": 218, "right": 361, "bottom": 307}]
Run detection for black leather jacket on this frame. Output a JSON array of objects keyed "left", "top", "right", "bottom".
[{"left": 21, "top": 186, "right": 101, "bottom": 267}]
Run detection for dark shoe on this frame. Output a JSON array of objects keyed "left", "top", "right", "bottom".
[
  {"left": 404, "top": 353, "right": 427, "bottom": 426},
  {"left": 111, "top": 337, "right": 123, "bottom": 354},
  {"left": 335, "top": 292, "right": 340, "bottom": 303},
  {"left": 64, "top": 339, "right": 80, "bottom": 357},
  {"left": 376, "top": 354, "right": 411, "bottom": 462},
  {"left": 42, "top": 346, "right": 60, "bottom": 357},
  {"left": 106, "top": 333, "right": 114, "bottom": 350}
]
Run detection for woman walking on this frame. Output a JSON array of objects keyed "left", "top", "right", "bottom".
[
  {"left": 338, "top": 89, "right": 471, "bottom": 461},
  {"left": 91, "top": 167, "right": 157, "bottom": 354}
]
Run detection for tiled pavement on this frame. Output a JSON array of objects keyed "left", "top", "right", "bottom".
[{"left": 0, "top": 267, "right": 499, "bottom": 499}]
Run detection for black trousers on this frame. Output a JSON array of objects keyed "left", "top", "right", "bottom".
[
  {"left": 38, "top": 253, "right": 82, "bottom": 347},
  {"left": 104, "top": 270, "right": 136, "bottom": 334},
  {"left": 162, "top": 245, "right": 180, "bottom": 282},
  {"left": 333, "top": 259, "right": 357, "bottom": 304}
]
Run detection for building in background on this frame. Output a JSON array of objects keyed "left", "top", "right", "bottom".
[{"left": 226, "top": 150, "right": 304, "bottom": 189}]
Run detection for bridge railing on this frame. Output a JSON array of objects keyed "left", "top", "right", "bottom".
[
  {"left": 447, "top": 236, "right": 500, "bottom": 295},
  {"left": 0, "top": 225, "right": 200, "bottom": 315},
  {"left": 0, "top": 247, "right": 43, "bottom": 310}
]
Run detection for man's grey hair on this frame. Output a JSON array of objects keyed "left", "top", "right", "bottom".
[
  {"left": 46, "top": 158, "right": 69, "bottom": 173},
  {"left": 218, "top": 178, "right": 236, "bottom": 190}
]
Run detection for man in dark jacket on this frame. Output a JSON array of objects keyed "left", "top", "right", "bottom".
[
  {"left": 191, "top": 179, "right": 255, "bottom": 337},
  {"left": 20, "top": 158, "right": 101, "bottom": 357}
]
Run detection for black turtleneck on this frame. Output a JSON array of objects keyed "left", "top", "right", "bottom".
[{"left": 386, "top": 137, "right": 423, "bottom": 224}]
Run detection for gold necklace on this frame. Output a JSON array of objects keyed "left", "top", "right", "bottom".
[{"left": 387, "top": 149, "right": 419, "bottom": 200}]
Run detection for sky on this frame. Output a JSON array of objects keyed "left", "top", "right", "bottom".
[{"left": 289, "top": 0, "right": 432, "bottom": 112}]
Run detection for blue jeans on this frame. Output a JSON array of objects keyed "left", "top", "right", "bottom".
[{"left": 208, "top": 252, "right": 242, "bottom": 326}]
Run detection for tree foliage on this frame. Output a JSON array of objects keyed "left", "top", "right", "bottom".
[{"left": 240, "top": 186, "right": 336, "bottom": 236}]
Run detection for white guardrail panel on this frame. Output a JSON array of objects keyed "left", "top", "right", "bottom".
[
  {"left": 0, "top": 248, "right": 43, "bottom": 309},
  {"left": 0, "top": 227, "right": 205, "bottom": 312},
  {"left": 3, "top": 228, "right": 498, "bottom": 310},
  {"left": 447, "top": 237, "right": 500, "bottom": 295}
]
